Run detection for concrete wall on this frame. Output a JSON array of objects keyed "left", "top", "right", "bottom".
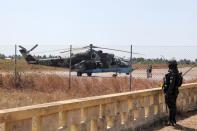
[{"left": 0, "top": 83, "right": 196, "bottom": 131}]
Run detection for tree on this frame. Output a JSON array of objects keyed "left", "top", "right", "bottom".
[
  {"left": 0, "top": 53, "right": 5, "bottom": 59},
  {"left": 43, "top": 55, "right": 47, "bottom": 59}
]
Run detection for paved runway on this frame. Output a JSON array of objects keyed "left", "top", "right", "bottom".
[{"left": 1, "top": 67, "right": 196, "bottom": 81}]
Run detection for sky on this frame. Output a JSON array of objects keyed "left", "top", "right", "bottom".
[{"left": 0, "top": 0, "right": 196, "bottom": 60}]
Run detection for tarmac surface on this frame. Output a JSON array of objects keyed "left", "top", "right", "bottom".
[
  {"left": 26, "top": 67, "right": 197, "bottom": 81},
  {"left": 132, "top": 67, "right": 197, "bottom": 81}
]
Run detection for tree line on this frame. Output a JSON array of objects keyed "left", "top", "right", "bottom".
[
  {"left": 0, "top": 53, "right": 196, "bottom": 65},
  {"left": 132, "top": 57, "right": 197, "bottom": 65},
  {"left": 0, "top": 53, "right": 59, "bottom": 59}
]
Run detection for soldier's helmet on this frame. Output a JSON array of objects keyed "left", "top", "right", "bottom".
[{"left": 168, "top": 60, "right": 178, "bottom": 69}]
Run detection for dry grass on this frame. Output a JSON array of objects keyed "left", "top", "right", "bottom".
[
  {"left": 0, "top": 73, "right": 195, "bottom": 109},
  {"left": 0, "top": 73, "right": 160, "bottom": 109},
  {"left": 0, "top": 60, "right": 195, "bottom": 109}
]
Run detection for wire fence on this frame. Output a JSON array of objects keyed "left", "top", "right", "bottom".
[
  {"left": 0, "top": 44, "right": 196, "bottom": 110},
  {"left": 0, "top": 44, "right": 196, "bottom": 92}
]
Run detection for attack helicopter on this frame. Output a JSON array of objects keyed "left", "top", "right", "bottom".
[{"left": 19, "top": 44, "right": 138, "bottom": 76}]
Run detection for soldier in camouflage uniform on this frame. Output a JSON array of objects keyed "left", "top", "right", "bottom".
[{"left": 162, "top": 60, "right": 183, "bottom": 126}]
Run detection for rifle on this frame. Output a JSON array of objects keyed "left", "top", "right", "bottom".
[{"left": 182, "top": 66, "right": 195, "bottom": 77}]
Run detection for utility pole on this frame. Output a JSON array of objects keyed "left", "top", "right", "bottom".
[
  {"left": 14, "top": 44, "right": 17, "bottom": 87},
  {"left": 129, "top": 45, "right": 132, "bottom": 91},
  {"left": 69, "top": 45, "right": 72, "bottom": 89}
]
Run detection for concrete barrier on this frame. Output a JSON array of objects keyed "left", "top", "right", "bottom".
[{"left": 0, "top": 83, "right": 196, "bottom": 131}]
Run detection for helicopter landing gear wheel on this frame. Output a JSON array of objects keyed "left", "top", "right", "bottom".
[
  {"left": 77, "top": 72, "right": 82, "bottom": 76},
  {"left": 87, "top": 72, "right": 92, "bottom": 76},
  {"left": 112, "top": 74, "right": 117, "bottom": 77}
]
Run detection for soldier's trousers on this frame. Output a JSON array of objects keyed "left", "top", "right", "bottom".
[{"left": 165, "top": 95, "right": 178, "bottom": 123}]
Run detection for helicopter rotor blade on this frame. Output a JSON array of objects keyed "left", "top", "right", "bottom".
[
  {"left": 82, "top": 46, "right": 90, "bottom": 49},
  {"left": 61, "top": 44, "right": 145, "bottom": 55},
  {"left": 60, "top": 50, "right": 70, "bottom": 53},
  {"left": 60, "top": 47, "right": 88, "bottom": 53},
  {"left": 95, "top": 46, "right": 145, "bottom": 55},
  {"left": 81, "top": 45, "right": 98, "bottom": 49}
]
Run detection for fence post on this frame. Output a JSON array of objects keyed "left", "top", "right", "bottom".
[
  {"left": 129, "top": 45, "right": 132, "bottom": 91},
  {"left": 0, "top": 74, "right": 2, "bottom": 87},
  {"left": 14, "top": 44, "right": 17, "bottom": 87},
  {"left": 69, "top": 45, "right": 72, "bottom": 89}
]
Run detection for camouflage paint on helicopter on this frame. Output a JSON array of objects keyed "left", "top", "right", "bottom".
[{"left": 19, "top": 44, "right": 132, "bottom": 76}]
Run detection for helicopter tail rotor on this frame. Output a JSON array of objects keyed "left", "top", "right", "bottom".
[
  {"left": 28, "top": 44, "right": 38, "bottom": 53},
  {"left": 19, "top": 45, "right": 38, "bottom": 64}
]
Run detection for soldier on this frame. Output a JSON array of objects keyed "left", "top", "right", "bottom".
[
  {"left": 162, "top": 60, "right": 183, "bottom": 126},
  {"left": 147, "top": 64, "right": 152, "bottom": 78}
]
